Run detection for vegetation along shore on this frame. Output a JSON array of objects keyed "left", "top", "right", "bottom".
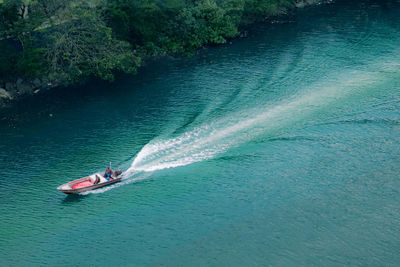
[{"left": 0, "top": 0, "right": 327, "bottom": 106}]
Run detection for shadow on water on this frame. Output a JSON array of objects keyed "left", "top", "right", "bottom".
[{"left": 61, "top": 193, "right": 88, "bottom": 205}]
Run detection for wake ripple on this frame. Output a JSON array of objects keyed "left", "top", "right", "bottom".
[
  {"left": 124, "top": 68, "right": 389, "bottom": 176},
  {"left": 81, "top": 172, "right": 152, "bottom": 195}
]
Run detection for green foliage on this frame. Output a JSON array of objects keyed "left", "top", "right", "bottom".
[
  {"left": 0, "top": 0, "right": 297, "bottom": 86},
  {"left": 16, "top": 46, "right": 45, "bottom": 77},
  {"left": 105, "top": 0, "right": 296, "bottom": 56},
  {"left": 0, "top": 0, "right": 49, "bottom": 78},
  {"left": 43, "top": 1, "right": 140, "bottom": 83},
  {"left": 242, "top": 0, "right": 294, "bottom": 24},
  {"left": 0, "top": 41, "right": 19, "bottom": 78}
]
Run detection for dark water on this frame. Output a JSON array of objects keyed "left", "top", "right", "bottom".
[{"left": 1, "top": 1, "right": 400, "bottom": 265}]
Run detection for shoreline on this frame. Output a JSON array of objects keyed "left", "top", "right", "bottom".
[{"left": 0, "top": 0, "right": 332, "bottom": 108}]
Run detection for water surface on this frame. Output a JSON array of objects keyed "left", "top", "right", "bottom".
[{"left": 1, "top": 1, "right": 400, "bottom": 265}]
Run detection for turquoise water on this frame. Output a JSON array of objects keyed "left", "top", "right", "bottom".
[{"left": 1, "top": 1, "right": 400, "bottom": 265}]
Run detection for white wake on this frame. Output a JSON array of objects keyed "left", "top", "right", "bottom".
[{"left": 124, "top": 68, "right": 381, "bottom": 176}]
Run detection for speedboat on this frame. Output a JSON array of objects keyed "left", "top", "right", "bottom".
[{"left": 57, "top": 169, "right": 123, "bottom": 194}]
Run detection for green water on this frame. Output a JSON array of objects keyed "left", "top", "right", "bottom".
[{"left": 1, "top": 1, "right": 400, "bottom": 265}]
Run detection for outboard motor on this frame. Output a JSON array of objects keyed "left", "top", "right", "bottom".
[{"left": 114, "top": 169, "right": 123, "bottom": 177}]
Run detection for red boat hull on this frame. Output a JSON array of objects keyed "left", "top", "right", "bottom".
[{"left": 57, "top": 174, "right": 122, "bottom": 194}]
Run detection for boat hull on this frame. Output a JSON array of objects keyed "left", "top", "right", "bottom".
[{"left": 58, "top": 176, "right": 122, "bottom": 194}]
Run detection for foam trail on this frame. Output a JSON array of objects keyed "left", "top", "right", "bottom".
[
  {"left": 89, "top": 55, "right": 399, "bottom": 194},
  {"left": 81, "top": 172, "right": 152, "bottom": 195},
  {"left": 125, "top": 68, "right": 384, "bottom": 175}
]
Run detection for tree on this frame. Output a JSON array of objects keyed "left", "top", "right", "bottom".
[
  {"left": 43, "top": 1, "right": 140, "bottom": 83},
  {"left": 0, "top": 0, "right": 300, "bottom": 88},
  {"left": 0, "top": 0, "right": 45, "bottom": 78}
]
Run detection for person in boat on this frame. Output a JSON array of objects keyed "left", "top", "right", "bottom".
[{"left": 104, "top": 167, "right": 113, "bottom": 181}]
